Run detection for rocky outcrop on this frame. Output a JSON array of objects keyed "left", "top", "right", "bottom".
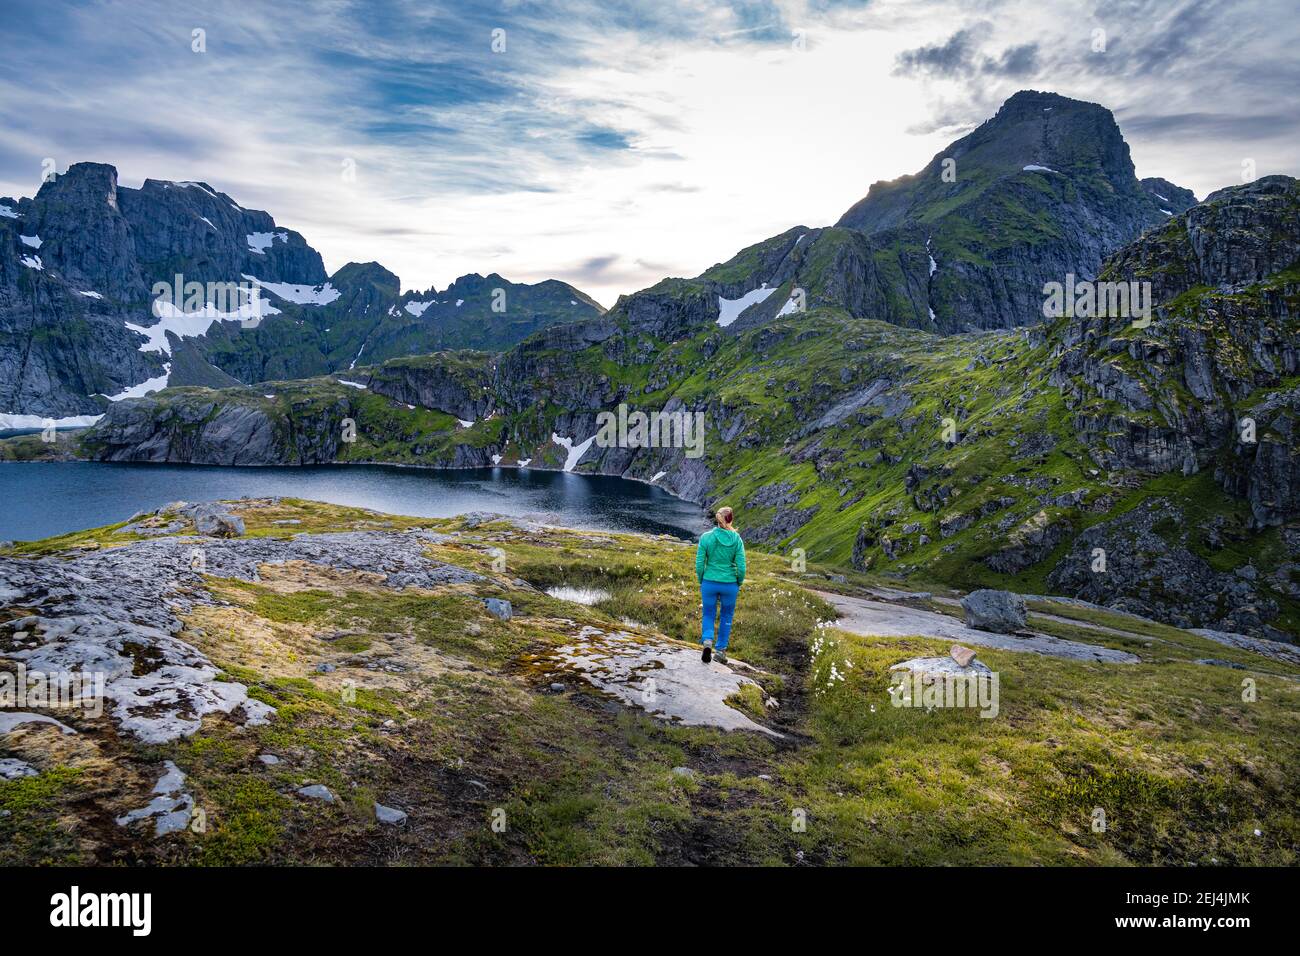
[
  {"left": 1219, "top": 387, "right": 1300, "bottom": 528},
  {"left": 1046, "top": 499, "right": 1287, "bottom": 639},
  {"left": 1140, "top": 177, "right": 1198, "bottom": 212},
  {"left": 745, "top": 507, "right": 817, "bottom": 548},
  {"left": 961, "top": 589, "right": 1028, "bottom": 633},
  {"left": 1101, "top": 175, "right": 1300, "bottom": 303},
  {"left": 614, "top": 280, "right": 719, "bottom": 342},
  {"left": 83, "top": 380, "right": 490, "bottom": 469},
  {"left": 983, "top": 510, "right": 1071, "bottom": 574},
  {"left": 365, "top": 353, "right": 496, "bottom": 421},
  {"left": 0, "top": 510, "right": 477, "bottom": 744},
  {"left": 187, "top": 502, "right": 246, "bottom": 537},
  {"left": 1050, "top": 177, "right": 1300, "bottom": 508},
  {"left": 84, "top": 390, "right": 333, "bottom": 465}
]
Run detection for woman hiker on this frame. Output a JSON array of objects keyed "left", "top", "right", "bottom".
[{"left": 696, "top": 505, "right": 746, "bottom": 664}]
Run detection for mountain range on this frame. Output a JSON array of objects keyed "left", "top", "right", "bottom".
[
  {"left": 5, "top": 90, "right": 1298, "bottom": 642},
  {"left": 0, "top": 166, "right": 601, "bottom": 422}
]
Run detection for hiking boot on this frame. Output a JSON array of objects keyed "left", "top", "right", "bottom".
[
  {"left": 715, "top": 650, "right": 728, "bottom": 665},
  {"left": 701, "top": 640, "right": 713, "bottom": 664}
]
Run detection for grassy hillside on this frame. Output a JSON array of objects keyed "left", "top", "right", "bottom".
[{"left": 1, "top": 499, "right": 1296, "bottom": 865}]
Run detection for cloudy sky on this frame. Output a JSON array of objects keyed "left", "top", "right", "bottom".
[{"left": 1, "top": 0, "right": 1296, "bottom": 307}]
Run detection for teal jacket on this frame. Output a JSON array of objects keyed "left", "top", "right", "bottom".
[{"left": 696, "top": 527, "right": 746, "bottom": 586}]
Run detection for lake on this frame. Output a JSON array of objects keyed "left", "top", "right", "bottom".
[{"left": 0, "top": 462, "right": 709, "bottom": 542}]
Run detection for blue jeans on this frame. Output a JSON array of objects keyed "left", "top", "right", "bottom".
[{"left": 700, "top": 579, "right": 740, "bottom": 651}]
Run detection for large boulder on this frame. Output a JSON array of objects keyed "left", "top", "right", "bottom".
[
  {"left": 961, "top": 589, "right": 1027, "bottom": 633},
  {"left": 188, "top": 503, "right": 245, "bottom": 538},
  {"left": 482, "top": 598, "right": 513, "bottom": 621}
]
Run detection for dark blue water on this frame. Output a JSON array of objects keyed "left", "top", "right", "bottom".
[{"left": 0, "top": 462, "right": 708, "bottom": 542}]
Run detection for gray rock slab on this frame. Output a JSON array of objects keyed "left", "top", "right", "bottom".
[
  {"left": 814, "top": 591, "right": 1139, "bottom": 664},
  {"left": 553, "top": 626, "right": 782, "bottom": 735}
]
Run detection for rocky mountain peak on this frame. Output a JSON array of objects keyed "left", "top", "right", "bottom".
[
  {"left": 36, "top": 161, "right": 120, "bottom": 208},
  {"left": 332, "top": 261, "right": 401, "bottom": 295},
  {"left": 838, "top": 90, "right": 1141, "bottom": 233},
  {"left": 610, "top": 91, "right": 1201, "bottom": 340}
]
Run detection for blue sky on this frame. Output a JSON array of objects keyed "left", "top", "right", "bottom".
[{"left": 1, "top": 0, "right": 1297, "bottom": 305}]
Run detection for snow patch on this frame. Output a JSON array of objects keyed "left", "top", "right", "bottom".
[
  {"left": 491, "top": 454, "right": 503, "bottom": 465},
  {"left": 246, "top": 231, "right": 287, "bottom": 254},
  {"left": 132, "top": 288, "right": 278, "bottom": 355},
  {"left": 650, "top": 471, "right": 667, "bottom": 482},
  {"left": 0, "top": 413, "right": 103, "bottom": 429},
  {"left": 177, "top": 181, "right": 220, "bottom": 200},
  {"left": 102, "top": 365, "right": 172, "bottom": 401},
  {"left": 457, "top": 419, "right": 474, "bottom": 429},
  {"left": 336, "top": 379, "right": 366, "bottom": 390},
  {"left": 551, "top": 433, "right": 596, "bottom": 471},
  {"left": 242, "top": 274, "right": 340, "bottom": 306},
  {"left": 77, "top": 290, "right": 103, "bottom": 299},
  {"left": 717, "top": 284, "right": 778, "bottom": 327},
  {"left": 1160, "top": 209, "right": 1173, "bottom": 216},
  {"left": 1023, "top": 164, "right": 1059, "bottom": 174},
  {"left": 199, "top": 216, "right": 216, "bottom": 230},
  {"left": 0, "top": 203, "right": 18, "bottom": 219},
  {"left": 404, "top": 300, "right": 434, "bottom": 317},
  {"left": 19, "top": 234, "right": 41, "bottom": 249},
  {"left": 19, "top": 255, "right": 42, "bottom": 270},
  {"left": 455, "top": 298, "right": 464, "bottom": 307}
]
